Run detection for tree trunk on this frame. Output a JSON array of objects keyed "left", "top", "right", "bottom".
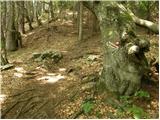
[
  {"left": 84, "top": 1, "right": 150, "bottom": 95},
  {"left": 1, "top": 2, "right": 8, "bottom": 65},
  {"left": 1, "top": 30, "right": 8, "bottom": 65},
  {"left": 78, "top": 2, "right": 83, "bottom": 41},
  {"left": 1, "top": 1, "right": 7, "bottom": 37},
  {"left": 49, "top": 1, "right": 54, "bottom": 19},
  {"left": 6, "top": 2, "right": 18, "bottom": 51},
  {"left": 35, "top": 2, "right": 42, "bottom": 26},
  {"left": 17, "top": 1, "right": 25, "bottom": 34},
  {"left": 24, "top": 2, "right": 33, "bottom": 30}
]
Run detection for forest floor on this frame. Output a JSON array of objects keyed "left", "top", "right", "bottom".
[{"left": 1, "top": 20, "right": 159, "bottom": 119}]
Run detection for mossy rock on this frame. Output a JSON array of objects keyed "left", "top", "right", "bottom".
[{"left": 31, "top": 50, "right": 63, "bottom": 62}]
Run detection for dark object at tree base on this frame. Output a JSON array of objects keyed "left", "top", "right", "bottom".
[{"left": 0, "top": 64, "right": 14, "bottom": 71}]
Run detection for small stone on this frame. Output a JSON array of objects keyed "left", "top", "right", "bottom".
[{"left": 81, "top": 82, "right": 96, "bottom": 91}]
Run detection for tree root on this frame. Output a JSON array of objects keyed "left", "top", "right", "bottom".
[
  {"left": 2, "top": 95, "right": 40, "bottom": 118},
  {"left": 13, "top": 101, "right": 28, "bottom": 119},
  {"left": 32, "top": 100, "right": 49, "bottom": 118},
  {"left": 8, "top": 88, "right": 36, "bottom": 98}
]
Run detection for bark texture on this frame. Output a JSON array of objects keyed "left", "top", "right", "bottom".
[
  {"left": 84, "top": 1, "right": 150, "bottom": 95},
  {"left": 6, "top": 2, "right": 18, "bottom": 51}
]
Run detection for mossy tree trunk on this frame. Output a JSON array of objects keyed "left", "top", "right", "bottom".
[{"left": 83, "top": 1, "right": 150, "bottom": 95}]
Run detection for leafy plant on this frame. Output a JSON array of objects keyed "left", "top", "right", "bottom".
[
  {"left": 82, "top": 101, "right": 94, "bottom": 115},
  {"left": 134, "top": 90, "right": 150, "bottom": 98},
  {"left": 119, "top": 95, "right": 133, "bottom": 105},
  {"left": 127, "top": 105, "right": 145, "bottom": 119}
]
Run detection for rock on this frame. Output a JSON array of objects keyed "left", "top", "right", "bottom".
[
  {"left": 31, "top": 50, "right": 62, "bottom": 63},
  {"left": 32, "top": 52, "right": 41, "bottom": 59},
  {"left": 81, "top": 82, "right": 96, "bottom": 91},
  {"left": 87, "top": 55, "right": 100, "bottom": 61},
  {"left": 0, "top": 64, "right": 14, "bottom": 71}
]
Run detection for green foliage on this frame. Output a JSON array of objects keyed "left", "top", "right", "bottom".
[
  {"left": 96, "top": 110, "right": 102, "bottom": 118},
  {"left": 82, "top": 101, "right": 94, "bottom": 115},
  {"left": 118, "top": 95, "right": 147, "bottom": 118},
  {"left": 127, "top": 105, "right": 145, "bottom": 119},
  {"left": 134, "top": 90, "right": 150, "bottom": 98},
  {"left": 119, "top": 95, "right": 133, "bottom": 105}
]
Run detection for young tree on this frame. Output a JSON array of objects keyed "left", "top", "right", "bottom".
[
  {"left": 17, "top": 1, "right": 25, "bottom": 34},
  {"left": 78, "top": 1, "right": 83, "bottom": 41},
  {"left": 34, "top": 1, "right": 42, "bottom": 26},
  {"left": 24, "top": 1, "right": 33, "bottom": 30},
  {"left": 83, "top": 1, "right": 150, "bottom": 95},
  {"left": 49, "top": 1, "right": 54, "bottom": 19}
]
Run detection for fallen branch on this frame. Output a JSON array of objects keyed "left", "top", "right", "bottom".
[{"left": 0, "top": 64, "right": 14, "bottom": 71}]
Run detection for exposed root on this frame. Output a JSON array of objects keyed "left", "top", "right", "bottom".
[
  {"left": 32, "top": 100, "right": 49, "bottom": 118},
  {"left": 8, "top": 88, "right": 36, "bottom": 98},
  {"left": 2, "top": 95, "right": 40, "bottom": 118}
]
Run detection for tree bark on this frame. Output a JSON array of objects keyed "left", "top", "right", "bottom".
[
  {"left": 49, "top": 1, "right": 54, "bottom": 19},
  {"left": 83, "top": 1, "right": 150, "bottom": 95},
  {"left": 78, "top": 2, "right": 83, "bottom": 41},
  {"left": 35, "top": 1, "right": 42, "bottom": 26},
  {"left": 17, "top": 1, "right": 25, "bottom": 34},
  {"left": 1, "top": 30, "right": 8, "bottom": 65},
  {"left": 24, "top": 2, "right": 33, "bottom": 30},
  {"left": 6, "top": 2, "right": 18, "bottom": 51}
]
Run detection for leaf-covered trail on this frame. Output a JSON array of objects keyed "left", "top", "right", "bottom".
[{"left": 1, "top": 21, "right": 159, "bottom": 118}]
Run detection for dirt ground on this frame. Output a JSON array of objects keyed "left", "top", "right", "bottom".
[{"left": 1, "top": 20, "right": 159, "bottom": 119}]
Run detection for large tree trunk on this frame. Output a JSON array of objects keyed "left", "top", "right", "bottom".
[
  {"left": 1, "top": 30, "right": 8, "bottom": 65},
  {"left": 1, "top": 2, "right": 8, "bottom": 65},
  {"left": 6, "top": 2, "right": 18, "bottom": 51},
  {"left": 84, "top": 1, "right": 150, "bottom": 95}
]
